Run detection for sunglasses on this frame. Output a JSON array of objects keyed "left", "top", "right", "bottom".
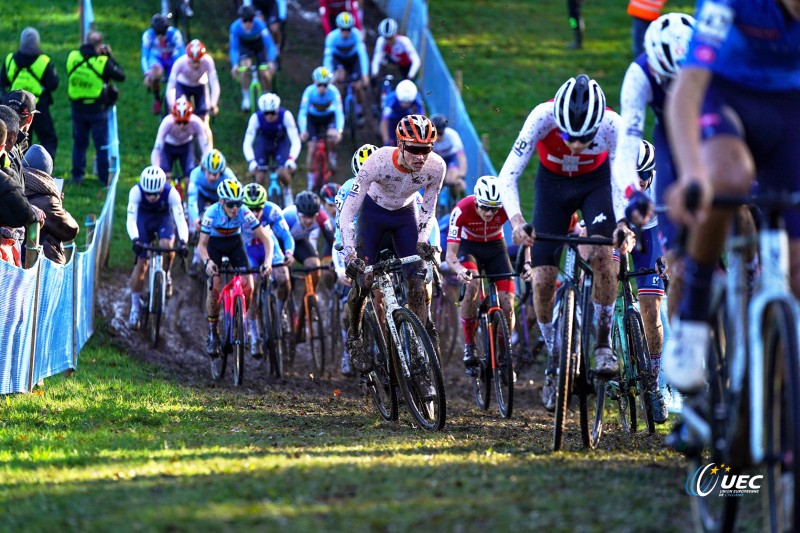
[
  {"left": 264, "top": 111, "right": 277, "bottom": 116},
  {"left": 225, "top": 201, "right": 243, "bottom": 209},
  {"left": 477, "top": 204, "right": 501, "bottom": 212},
  {"left": 560, "top": 130, "right": 597, "bottom": 144},
  {"left": 403, "top": 144, "right": 433, "bottom": 155},
  {"left": 242, "top": 17, "right": 254, "bottom": 23},
  {"left": 316, "top": 83, "right": 329, "bottom": 88}
]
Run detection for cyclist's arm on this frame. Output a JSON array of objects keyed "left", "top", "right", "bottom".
[
  {"left": 497, "top": 102, "right": 549, "bottom": 221},
  {"left": 191, "top": 115, "right": 212, "bottom": 154},
  {"left": 272, "top": 216, "right": 295, "bottom": 256},
  {"left": 418, "top": 165, "right": 445, "bottom": 243},
  {"left": 229, "top": 22, "right": 241, "bottom": 66},
  {"left": 339, "top": 169, "right": 374, "bottom": 253},
  {"left": 403, "top": 36, "right": 421, "bottom": 79},
  {"left": 613, "top": 62, "right": 652, "bottom": 198},
  {"left": 165, "top": 59, "right": 178, "bottom": 107},
  {"left": 187, "top": 172, "right": 200, "bottom": 224},
  {"left": 601, "top": 111, "right": 634, "bottom": 223},
  {"left": 283, "top": 110, "right": 302, "bottom": 162},
  {"left": 317, "top": 210, "right": 335, "bottom": 246},
  {"left": 259, "top": 23, "right": 278, "bottom": 63},
  {"left": 172, "top": 29, "right": 186, "bottom": 58},
  {"left": 330, "top": 85, "right": 345, "bottom": 133},
  {"left": 322, "top": 32, "right": 335, "bottom": 72},
  {"left": 370, "top": 36, "right": 385, "bottom": 77},
  {"left": 297, "top": 86, "right": 311, "bottom": 133},
  {"left": 242, "top": 113, "right": 259, "bottom": 165},
  {"left": 196, "top": 232, "right": 210, "bottom": 264},
  {"left": 355, "top": 30, "right": 369, "bottom": 78},
  {"left": 207, "top": 56, "right": 221, "bottom": 108},
  {"left": 140, "top": 31, "right": 152, "bottom": 74},
  {"left": 126, "top": 187, "right": 142, "bottom": 241},
  {"left": 168, "top": 187, "right": 189, "bottom": 243},
  {"left": 253, "top": 224, "right": 274, "bottom": 266},
  {"left": 428, "top": 216, "right": 441, "bottom": 249},
  {"left": 151, "top": 117, "right": 171, "bottom": 167}
]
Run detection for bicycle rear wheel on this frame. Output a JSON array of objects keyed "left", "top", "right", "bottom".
[
  {"left": 232, "top": 295, "right": 245, "bottom": 386},
  {"left": 364, "top": 309, "right": 398, "bottom": 421},
  {"left": 150, "top": 272, "right": 164, "bottom": 348},
  {"left": 279, "top": 299, "right": 295, "bottom": 373},
  {"left": 553, "top": 288, "right": 575, "bottom": 451},
  {"left": 612, "top": 315, "right": 638, "bottom": 433},
  {"left": 346, "top": 94, "right": 358, "bottom": 146},
  {"left": 328, "top": 289, "right": 341, "bottom": 358},
  {"left": 473, "top": 320, "right": 491, "bottom": 411},
  {"left": 763, "top": 302, "right": 800, "bottom": 533},
  {"left": 491, "top": 310, "right": 514, "bottom": 419},
  {"left": 392, "top": 307, "right": 446, "bottom": 431},
  {"left": 627, "top": 311, "right": 655, "bottom": 434},
  {"left": 307, "top": 297, "right": 326, "bottom": 376}
]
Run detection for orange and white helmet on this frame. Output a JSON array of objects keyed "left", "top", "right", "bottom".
[{"left": 396, "top": 114, "right": 437, "bottom": 144}]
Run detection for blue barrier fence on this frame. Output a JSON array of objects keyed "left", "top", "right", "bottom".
[{"left": 0, "top": 106, "right": 119, "bottom": 395}]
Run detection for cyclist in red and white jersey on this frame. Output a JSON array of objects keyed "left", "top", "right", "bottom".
[
  {"left": 370, "top": 18, "right": 420, "bottom": 81},
  {"left": 319, "top": 0, "right": 362, "bottom": 35},
  {"left": 445, "top": 176, "right": 514, "bottom": 369},
  {"left": 499, "top": 74, "right": 640, "bottom": 381},
  {"left": 166, "top": 39, "right": 220, "bottom": 124}
]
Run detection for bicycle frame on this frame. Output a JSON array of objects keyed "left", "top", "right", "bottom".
[{"left": 148, "top": 251, "right": 166, "bottom": 314}]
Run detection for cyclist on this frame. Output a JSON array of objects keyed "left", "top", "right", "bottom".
[
  {"left": 662, "top": 0, "right": 800, "bottom": 394},
  {"left": 282, "top": 190, "right": 335, "bottom": 289},
  {"left": 322, "top": 12, "right": 370, "bottom": 126},
  {"left": 498, "top": 74, "right": 639, "bottom": 392},
  {"left": 141, "top": 13, "right": 185, "bottom": 115},
  {"left": 431, "top": 113, "right": 467, "bottom": 197},
  {"left": 151, "top": 96, "right": 212, "bottom": 196},
  {"left": 339, "top": 114, "right": 445, "bottom": 375},
  {"left": 187, "top": 149, "right": 237, "bottom": 276},
  {"left": 166, "top": 39, "right": 221, "bottom": 124},
  {"left": 196, "top": 177, "right": 274, "bottom": 362},
  {"left": 126, "top": 166, "right": 189, "bottom": 328},
  {"left": 229, "top": 4, "right": 279, "bottom": 112},
  {"left": 245, "top": 0, "right": 287, "bottom": 50},
  {"left": 445, "top": 176, "right": 515, "bottom": 370},
  {"left": 319, "top": 0, "right": 362, "bottom": 35},
  {"left": 297, "top": 66, "right": 343, "bottom": 191},
  {"left": 370, "top": 18, "right": 420, "bottom": 81},
  {"left": 320, "top": 182, "right": 340, "bottom": 221},
  {"left": 380, "top": 79, "right": 424, "bottom": 146},
  {"left": 242, "top": 182, "right": 295, "bottom": 358},
  {"left": 243, "top": 92, "right": 300, "bottom": 207}
]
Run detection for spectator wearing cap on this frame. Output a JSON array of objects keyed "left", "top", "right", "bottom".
[
  {"left": 5, "top": 90, "right": 37, "bottom": 154},
  {"left": 22, "top": 145, "right": 78, "bottom": 264},
  {"left": 0, "top": 121, "right": 43, "bottom": 266},
  {"left": 66, "top": 30, "right": 125, "bottom": 186},
  {"left": 0, "top": 28, "right": 59, "bottom": 160}
]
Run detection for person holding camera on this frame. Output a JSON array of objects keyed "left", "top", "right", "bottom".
[{"left": 66, "top": 30, "right": 125, "bottom": 186}]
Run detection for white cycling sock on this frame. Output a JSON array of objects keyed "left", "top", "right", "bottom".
[{"left": 538, "top": 320, "right": 555, "bottom": 356}]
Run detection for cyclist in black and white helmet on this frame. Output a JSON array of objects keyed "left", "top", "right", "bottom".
[{"left": 497, "top": 74, "right": 639, "bottom": 410}]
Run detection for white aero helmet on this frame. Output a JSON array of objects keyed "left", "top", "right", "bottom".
[
  {"left": 473, "top": 176, "right": 502, "bottom": 208},
  {"left": 258, "top": 93, "right": 281, "bottom": 113},
  {"left": 553, "top": 74, "right": 606, "bottom": 138},
  {"left": 395, "top": 79, "right": 418, "bottom": 104},
  {"left": 644, "top": 13, "right": 696, "bottom": 84},
  {"left": 378, "top": 18, "right": 398, "bottom": 38},
  {"left": 140, "top": 165, "right": 167, "bottom": 194},
  {"left": 637, "top": 139, "right": 656, "bottom": 189}
]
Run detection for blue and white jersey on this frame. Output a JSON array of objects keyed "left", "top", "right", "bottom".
[
  {"left": 297, "top": 83, "right": 344, "bottom": 132},
  {"left": 322, "top": 27, "right": 369, "bottom": 76},
  {"left": 381, "top": 91, "right": 425, "bottom": 127},
  {"left": 229, "top": 18, "right": 279, "bottom": 65},
  {"left": 242, "top": 201, "right": 295, "bottom": 265},
  {"left": 187, "top": 166, "right": 237, "bottom": 224},
  {"left": 141, "top": 26, "right": 186, "bottom": 73},
  {"left": 686, "top": 0, "right": 800, "bottom": 91},
  {"left": 200, "top": 202, "right": 260, "bottom": 238}
]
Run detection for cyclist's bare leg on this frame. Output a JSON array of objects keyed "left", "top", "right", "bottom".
[
  {"left": 303, "top": 256, "right": 321, "bottom": 288},
  {"left": 326, "top": 128, "right": 339, "bottom": 169},
  {"left": 305, "top": 139, "right": 317, "bottom": 188},
  {"left": 269, "top": 22, "right": 282, "bottom": 50},
  {"left": 254, "top": 169, "right": 266, "bottom": 186},
  {"left": 258, "top": 65, "right": 272, "bottom": 93},
  {"left": 664, "top": 249, "right": 683, "bottom": 320},
  {"left": 407, "top": 276, "right": 428, "bottom": 324},
  {"left": 639, "top": 295, "right": 663, "bottom": 357},
  {"left": 158, "top": 237, "right": 175, "bottom": 273},
  {"left": 460, "top": 273, "right": 480, "bottom": 322},
  {"left": 587, "top": 239, "right": 616, "bottom": 348},
  {"left": 145, "top": 63, "right": 164, "bottom": 97},
  {"left": 206, "top": 276, "right": 221, "bottom": 318},
  {"left": 130, "top": 258, "right": 148, "bottom": 293},
  {"left": 237, "top": 58, "right": 252, "bottom": 107},
  {"left": 532, "top": 266, "right": 559, "bottom": 324},
  {"left": 273, "top": 264, "right": 290, "bottom": 301},
  {"left": 499, "top": 290, "right": 516, "bottom": 331},
  {"left": 277, "top": 167, "right": 292, "bottom": 186}
]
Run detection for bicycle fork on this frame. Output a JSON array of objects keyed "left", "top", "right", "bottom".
[{"left": 149, "top": 254, "right": 165, "bottom": 313}]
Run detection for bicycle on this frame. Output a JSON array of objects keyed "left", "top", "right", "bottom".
[
  {"left": 458, "top": 272, "right": 516, "bottom": 419},
  {"left": 137, "top": 242, "right": 181, "bottom": 348},
  {"left": 431, "top": 265, "right": 460, "bottom": 366},
  {"left": 358, "top": 253, "right": 447, "bottom": 431},
  {"left": 287, "top": 264, "right": 329, "bottom": 376},
  {"left": 257, "top": 270, "right": 286, "bottom": 377},
  {"left": 669, "top": 191, "right": 800, "bottom": 533},
  {"left": 212, "top": 259, "right": 260, "bottom": 386},
  {"left": 327, "top": 280, "right": 348, "bottom": 368},
  {"left": 340, "top": 75, "right": 362, "bottom": 147},
  {"left": 310, "top": 136, "right": 332, "bottom": 192},
  {"left": 608, "top": 253, "right": 668, "bottom": 434},
  {"left": 265, "top": 163, "right": 283, "bottom": 208},
  {"left": 523, "top": 228, "right": 615, "bottom": 450}
]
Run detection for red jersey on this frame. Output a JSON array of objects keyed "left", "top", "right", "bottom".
[
  {"left": 536, "top": 128, "right": 609, "bottom": 177},
  {"left": 319, "top": 0, "right": 362, "bottom": 34},
  {"left": 447, "top": 196, "right": 509, "bottom": 243}
]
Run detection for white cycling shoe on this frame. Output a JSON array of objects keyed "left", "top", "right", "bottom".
[{"left": 663, "top": 319, "right": 709, "bottom": 394}]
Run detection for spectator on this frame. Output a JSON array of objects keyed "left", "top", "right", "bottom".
[
  {"left": 66, "top": 30, "right": 125, "bottom": 186},
  {"left": 22, "top": 145, "right": 78, "bottom": 264},
  {"left": 565, "top": 0, "right": 585, "bottom": 50},
  {"left": 4, "top": 89, "right": 37, "bottom": 153},
  {"left": 628, "top": 0, "right": 666, "bottom": 57},
  {"left": 0, "top": 121, "right": 42, "bottom": 266},
  {"left": 0, "top": 105, "right": 24, "bottom": 187},
  {"left": 0, "top": 28, "right": 59, "bottom": 160}
]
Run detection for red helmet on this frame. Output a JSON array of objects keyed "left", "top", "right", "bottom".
[
  {"left": 186, "top": 39, "right": 206, "bottom": 61},
  {"left": 396, "top": 114, "right": 437, "bottom": 144},
  {"left": 171, "top": 96, "right": 193, "bottom": 123}
]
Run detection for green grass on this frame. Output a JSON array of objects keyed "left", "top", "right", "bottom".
[{"left": 0, "top": 1, "right": 767, "bottom": 531}]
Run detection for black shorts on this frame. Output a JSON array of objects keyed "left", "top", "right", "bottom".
[
  {"left": 457, "top": 239, "right": 515, "bottom": 292},
  {"left": 293, "top": 237, "right": 318, "bottom": 263},
  {"left": 207, "top": 235, "right": 249, "bottom": 270},
  {"left": 307, "top": 112, "right": 335, "bottom": 141},
  {"left": 332, "top": 53, "right": 361, "bottom": 83},
  {"left": 239, "top": 39, "right": 268, "bottom": 66},
  {"left": 531, "top": 158, "right": 616, "bottom": 267}
]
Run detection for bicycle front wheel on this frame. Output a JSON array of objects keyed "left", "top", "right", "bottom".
[
  {"left": 578, "top": 301, "right": 605, "bottom": 449},
  {"left": 392, "top": 307, "right": 446, "bottom": 431},
  {"left": 282, "top": 297, "right": 296, "bottom": 372},
  {"left": 612, "top": 314, "right": 638, "bottom": 433},
  {"left": 364, "top": 309, "right": 398, "bottom": 421},
  {"left": 491, "top": 310, "right": 514, "bottom": 419},
  {"left": 232, "top": 295, "right": 245, "bottom": 386},
  {"left": 763, "top": 302, "right": 800, "bottom": 533},
  {"left": 328, "top": 290, "right": 341, "bottom": 359},
  {"left": 307, "top": 297, "right": 326, "bottom": 376},
  {"left": 150, "top": 271, "right": 164, "bottom": 348},
  {"left": 473, "top": 319, "right": 491, "bottom": 411},
  {"left": 553, "top": 288, "right": 576, "bottom": 451}
]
